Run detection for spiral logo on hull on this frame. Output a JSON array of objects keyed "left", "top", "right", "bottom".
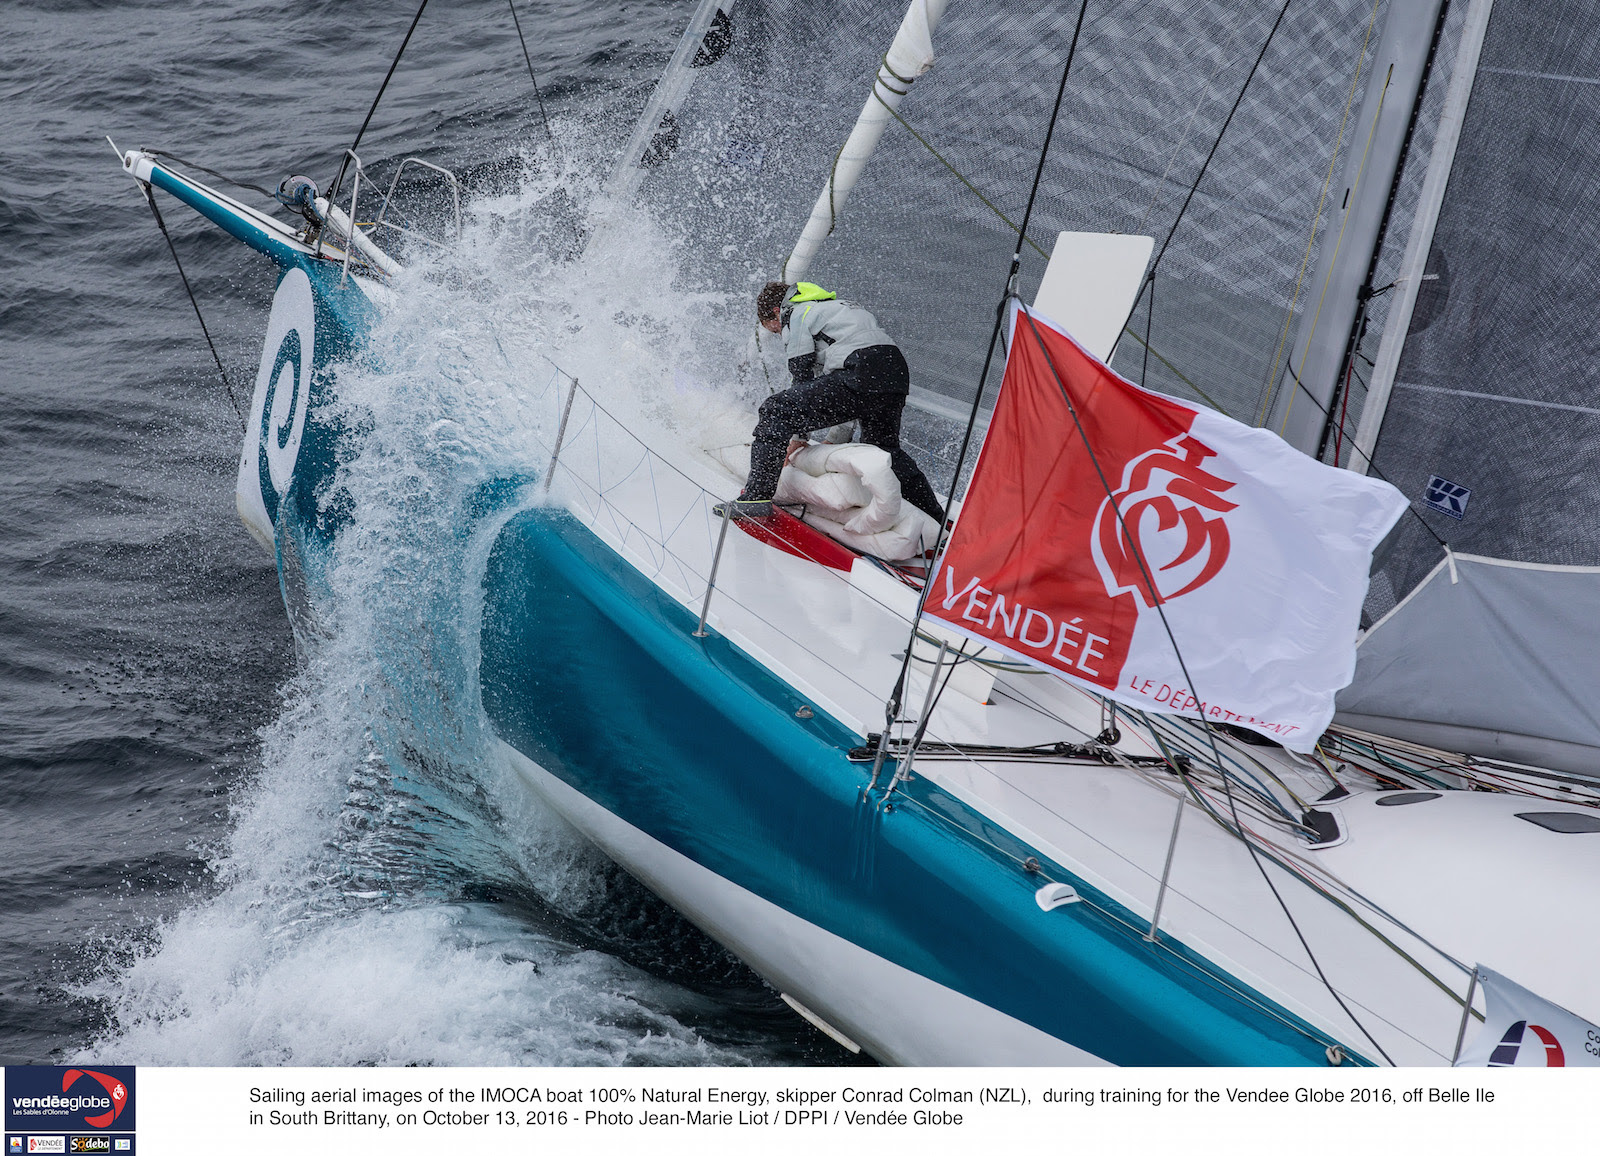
[{"left": 247, "top": 266, "right": 316, "bottom": 526}]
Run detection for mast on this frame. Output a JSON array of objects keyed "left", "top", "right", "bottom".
[
  {"left": 1265, "top": 0, "right": 1447, "bottom": 456},
  {"left": 781, "top": 0, "right": 951, "bottom": 283},
  {"left": 1349, "top": 0, "right": 1496, "bottom": 475}
]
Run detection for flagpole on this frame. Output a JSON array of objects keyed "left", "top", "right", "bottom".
[{"left": 1450, "top": 966, "right": 1480, "bottom": 1065}]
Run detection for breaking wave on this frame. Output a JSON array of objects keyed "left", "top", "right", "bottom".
[{"left": 76, "top": 121, "right": 825, "bottom": 1067}]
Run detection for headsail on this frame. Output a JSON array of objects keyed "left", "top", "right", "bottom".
[
  {"left": 609, "top": 0, "right": 1411, "bottom": 429},
  {"left": 1336, "top": 0, "right": 1600, "bottom": 771}
]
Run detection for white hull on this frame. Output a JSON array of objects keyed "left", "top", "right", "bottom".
[{"left": 498, "top": 740, "right": 1105, "bottom": 1066}]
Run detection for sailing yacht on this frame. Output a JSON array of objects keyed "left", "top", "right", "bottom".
[{"left": 119, "top": 0, "right": 1600, "bottom": 1066}]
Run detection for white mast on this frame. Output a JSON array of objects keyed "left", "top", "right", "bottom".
[
  {"left": 781, "top": 0, "right": 951, "bottom": 283},
  {"left": 1349, "top": 0, "right": 1496, "bottom": 474},
  {"left": 1266, "top": 0, "right": 1447, "bottom": 456}
]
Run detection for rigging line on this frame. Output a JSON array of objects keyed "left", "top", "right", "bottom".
[
  {"left": 1114, "top": 322, "right": 1231, "bottom": 416},
  {"left": 875, "top": 88, "right": 1234, "bottom": 418},
  {"left": 871, "top": 91, "right": 1049, "bottom": 263},
  {"left": 1258, "top": 0, "right": 1384, "bottom": 428},
  {"left": 887, "top": 723, "right": 1405, "bottom": 1057},
  {"left": 887, "top": 791, "right": 1348, "bottom": 1054},
  {"left": 330, "top": 0, "right": 431, "bottom": 203},
  {"left": 1013, "top": 302, "right": 1395, "bottom": 1065},
  {"left": 1270, "top": 356, "right": 1447, "bottom": 549},
  {"left": 1174, "top": 768, "right": 1475, "bottom": 1022},
  {"left": 507, "top": 0, "right": 558, "bottom": 151},
  {"left": 869, "top": 0, "right": 1092, "bottom": 777},
  {"left": 1116, "top": 0, "right": 1298, "bottom": 392},
  {"left": 140, "top": 184, "right": 244, "bottom": 424},
  {"left": 1135, "top": 50, "right": 1235, "bottom": 235},
  {"left": 144, "top": 149, "right": 276, "bottom": 200}
]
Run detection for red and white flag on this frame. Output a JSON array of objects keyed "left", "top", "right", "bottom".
[{"left": 924, "top": 303, "right": 1408, "bottom": 751}]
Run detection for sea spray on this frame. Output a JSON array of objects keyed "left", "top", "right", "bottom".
[{"left": 77, "top": 129, "right": 811, "bottom": 1066}]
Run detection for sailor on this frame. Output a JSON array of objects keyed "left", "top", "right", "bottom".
[{"left": 728, "top": 281, "right": 946, "bottom": 522}]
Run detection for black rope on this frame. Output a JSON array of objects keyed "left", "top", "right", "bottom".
[
  {"left": 1014, "top": 301, "right": 1394, "bottom": 1066},
  {"left": 508, "top": 0, "right": 558, "bottom": 151},
  {"left": 1123, "top": 0, "right": 1295, "bottom": 368},
  {"left": 869, "top": 0, "right": 1091, "bottom": 769},
  {"left": 329, "top": 0, "right": 430, "bottom": 203},
  {"left": 145, "top": 150, "right": 276, "bottom": 200},
  {"left": 141, "top": 184, "right": 244, "bottom": 424},
  {"left": 1276, "top": 358, "right": 1448, "bottom": 550}
]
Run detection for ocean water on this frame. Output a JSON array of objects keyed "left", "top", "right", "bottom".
[{"left": 0, "top": 0, "right": 863, "bottom": 1066}]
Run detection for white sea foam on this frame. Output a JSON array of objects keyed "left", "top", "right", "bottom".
[{"left": 78, "top": 128, "right": 792, "bottom": 1067}]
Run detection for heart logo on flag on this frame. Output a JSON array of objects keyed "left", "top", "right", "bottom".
[{"left": 1092, "top": 433, "right": 1238, "bottom": 607}]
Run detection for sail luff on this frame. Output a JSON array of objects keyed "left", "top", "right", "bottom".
[
  {"left": 781, "top": 0, "right": 950, "bottom": 283},
  {"left": 604, "top": 0, "right": 729, "bottom": 205},
  {"left": 1349, "top": 0, "right": 1496, "bottom": 476},
  {"left": 1268, "top": 0, "right": 1447, "bottom": 455}
]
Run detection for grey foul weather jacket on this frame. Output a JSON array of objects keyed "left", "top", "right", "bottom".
[{"left": 781, "top": 297, "right": 898, "bottom": 382}]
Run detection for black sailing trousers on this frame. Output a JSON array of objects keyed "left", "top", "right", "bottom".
[{"left": 743, "top": 345, "right": 946, "bottom": 523}]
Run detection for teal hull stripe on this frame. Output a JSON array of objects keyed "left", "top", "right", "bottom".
[{"left": 479, "top": 506, "right": 1357, "bottom": 1066}]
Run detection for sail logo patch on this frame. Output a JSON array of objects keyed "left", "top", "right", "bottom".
[
  {"left": 249, "top": 266, "right": 317, "bottom": 525},
  {"left": 1487, "top": 1020, "right": 1565, "bottom": 1066},
  {"left": 1424, "top": 474, "right": 1470, "bottom": 519},
  {"left": 1092, "top": 434, "right": 1237, "bottom": 607}
]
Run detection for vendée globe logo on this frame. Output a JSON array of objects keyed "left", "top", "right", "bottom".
[{"left": 5, "top": 1066, "right": 135, "bottom": 1136}]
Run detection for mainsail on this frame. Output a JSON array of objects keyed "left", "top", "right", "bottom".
[
  {"left": 613, "top": 0, "right": 1415, "bottom": 439},
  {"left": 1336, "top": 0, "right": 1600, "bottom": 773}
]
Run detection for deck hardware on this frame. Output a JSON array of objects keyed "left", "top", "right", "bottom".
[
  {"left": 795, "top": 705, "right": 814, "bottom": 719},
  {"left": 543, "top": 376, "right": 580, "bottom": 496},
  {"left": 1145, "top": 785, "right": 1187, "bottom": 942},
  {"left": 885, "top": 640, "right": 947, "bottom": 799},
  {"left": 693, "top": 499, "right": 734, "bottom": 638},
  {"left": 1035, "top": 882, "right": 1081, "bottom": 911},
  {"left": 1325, "top": 1044, "right": 1345, "bottom": 1066},
  {"left": 1023, "top": 857, "right": 1040, "bottom": 873}
]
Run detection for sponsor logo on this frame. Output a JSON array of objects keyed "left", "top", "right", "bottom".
[
  {"left": 9, "top": 1137, "right": 21, "bottom": 1153},
  {"left": 249, "top": 266, "right": 317, "bottom": 525},
  {"left": 6, "top": 1068, "right": 135, "bottom": 1135},
  {"left": 27, "top": 1140, "right": 64, "bottom": 1154},
  {"left": 70, "top": 1139, "right": 110, "bottom": 1154},
  {"left": 1093, "top": 434, "right": 1237, "bottom": 607},
  {"left": 1489, "top": 1020, "right": 1566, "bottom": 1066},
  {"left": 113, "top": 1145, "right": 129, "bottom": 1153},
  {"left": 1423, "top": 474, "right": 1470, "bottom": 519}
]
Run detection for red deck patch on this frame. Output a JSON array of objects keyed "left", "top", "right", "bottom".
[{"left": 734, "top": 507, "right": 859, "bottom": 571}]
